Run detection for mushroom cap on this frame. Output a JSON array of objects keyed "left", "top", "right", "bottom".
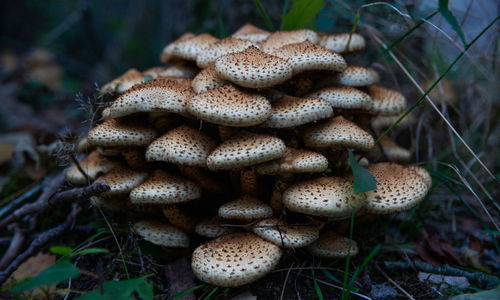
[
  {"left": 143, "top": 62, "right": 199, "bottom": 79},
  {"left": 206, "top": 132, "right": 286, "bottom": 171},
  {"left": 87, "top": 119, "right": 158, "bottom": 147},
  {"left": 252, "top": 218, "right": 319, "bottom": 248},
  {"left": 364, "top": 163, "right": 431, "bottom": 214},
  {"left": 162, "top": 33, "right": 219, "bottom": 62},
  {"left": 130, "top": 170, "right": 202, "bottom": 204},
  {"left": 187, "top": 85, "right": 272, "bottom": 127},
  {"left": 108, "top": 78, "right": 195, "bottom": 118},
  {"left": 367, "top": 85, "right": 407, "bottom": 115},
  {"left": 195, "top": 217, "right": 235, "bottom": 238},
  {"left": 94, "top": 165, "right": 148, "bottom": 196},
  {"left": 196, "top": 37, "right": 255, "bottom": 68},
  {"left": 302, "top": 116, "right": 375, "bottom": 151},
  {"left": 260, "top": 29, "right": 319, "bottom": 52},
  {"left": 162, "top": 205, "right": 197, "bottom": 233},
  {"left": 307, "top": 231, "right": 358, "bottom": 258},
  {"left": 232, "top": 23, "right": 270, "bottom": 43},
  {"left": 282, "top": 176, "right": 367, "bottom": 218},
  {"left": 318, "top": 33, "right": 366, "bottom": 53},
  {"left": 271, "top": 41, "right": 347, "bottom": 75},
  {"left": 145, "top": 126, "right": 217, "bottom": 167},
  {"left": 66, "top": 151, "right": 117, "bottom": 185},
  {"left": 218, "top": 195, "right": 273, "bottom": 220},
  {"left": 261, "top": 95, "right": 333, "bottom": 128},
  {"left": 371, "top": 113, "right": 416, "bottom": 131},
  {"left": 191, "top": 64, "right": 230, "bottom": 94},
  {"left": 191, "top": 232, "right": 282, "bottom": 287},
  {"left": 134, "top": 220, "right": 190, "bottom": 248},
  {"left": 306, "top": 86, "right": 372, "bottom": 110},
  {"left": 255, "top": 147, "right": 328, "bottom": 174},
  {"left": 335, "top": 66, "right": 380, "bottom": 86},
  {"left": 377, "top": 137, "right": 412, "bottom": 163},
  {"left": 160, "top": 32, "right": 196, "bottom": 63},
  {"left": 101, "top": 68, "right": 143, "bottom": 93},
  {"left": 214, "top": 46, "right": 293, "bottom": 89}
]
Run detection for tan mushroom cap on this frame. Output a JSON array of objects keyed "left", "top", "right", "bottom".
[
  {"left": 206, "top": 132, "right": 286, "bottom": 171},
  {"left": 66, "top": 151, "right": 117, "bottom": 185},
  {"left": 364, "top": 163, "right": 431, "bottom": 214},
  {"left": 130, "top": 170, "right": 202, "bottom": 204},
  {"left": 101, "top": 68, "right": 143, "bottom": 93},
  {"left": 195, "top": 217, "right": 235, "bottom": 238},
  {"left": 94, "top": 165, "right": 148, "bottom": 196},
  {"left": 335, "top": 66, "right": 380, "bottom": 86},
  {"left": 260, "top": 29, "right": 319, "bottom": 52},
  {"left": 196, "top": 37, "right": 255, "bottom": 68},
  {"left": 87, "top": 119, "right": 158, "bottom": 147},
  {"left": 371, "top": 113, "right": 416, "bottom": 132},
  {"left": 218, "top": 195, "right": 273, "bottom": 220},
  {"left": 255, "top": 147, "right": 328, "bottom": 175},
  {"left": 134, "top": 220, "right": 190, "bottom": 248},
  {"left": 191, "top": 64, "right": 230, "bottom": 94},
  {"left": 232, "top": 23, "right": 270, "bottom": 43},
  {"left": 145, "top": 126, "right": 217, "bottom": 167},
  {"left": 302, "top": 116, "right": 375, "bottom": 151},
  {"left": 261, "top": 95, "right": 333, "bottom": 128},
  {"left": 253, "top": 218, "right": 319, "bottom": 248},
  {"left": 307, "top": 231, "right": 358, "bottom": 258},
  {"left": 367, "top": 85, "right": 407, "bottom": 115},
  {"left": 187, "top": 85, "right": 272, "bottom": 127},
  {"left": 162, "top": 205, "right": 196, "bottom": 233},
  {"left": 318, "top": 33, "right": 366, "bottom": 53},
  {"left": 377, "top": 137, "right": 412, "bottom": 163},
  {"left": 143, "top": 62, "right": 198, "bottom": 79},
  {"left": 306, "top": 86, "right": 372, "bottom": 110},
  {"left": 162, "top": 33, "right": 219, "bottom": 62},
  {"left": 283, "top": 176, "right": 367, "bottom": 218},
  {"left": 108, "top": 78, "right": 195, "bottom": 118},
  {"left": 271, "top": 41, "right": 347, "bottom": 75},
  {"left": 214, "top": 46, "right": 293, "bottom": 89},
  {"left": 160, "top": 32, "right": 196, "bottom": 63},
  {"left": 191, "top": 232, "right": 282, "bottom": 287}
]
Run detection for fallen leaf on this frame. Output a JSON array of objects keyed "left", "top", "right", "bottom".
[{"left": 450, "top": 285, "right": 500, "bottom": 300}]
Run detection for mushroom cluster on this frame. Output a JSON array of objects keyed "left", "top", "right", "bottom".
[{"left": 67, "top": 24, "right": 431, "bottom": 287}]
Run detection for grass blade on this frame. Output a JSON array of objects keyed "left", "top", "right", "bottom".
[
  {"left": 438, "top": 0, "right": 467, "bottom": 47},
  {"left": 170, "top": 284, "right": 205, "bottom": 300},
  {"left": 312, "top": 270, "right": 324, "bottom": 300},
  {"left": 341, "top": 211, "right": 355, "bottom": 300},
  {"left": 203, "top": 286, "right": 219, "bottom": 300},
  {"left": 281, "top": 0, "right": 324, "bottom": 31},
  {"left": 348, "top": 244, "right": 382, "bottom": 287},
  {"left": 252, "top": 0, "right": 275, "bottom": 31}
]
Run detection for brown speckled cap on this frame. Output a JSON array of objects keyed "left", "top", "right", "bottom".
[
  {"left": 130, "top": 170, "right": 202, "bottom": 204},
  {"left": 187, "top": 85, "right": 271, "bottom": 127},
  {"left": 261, "top": 95, "right": 333, "bottom": 128},
  {"left": 252, "top": 218, "right": 319, "bottom": 248},
  {"left": 161, "top": 33, "right": 218, "bottom": 62},
  {"left": 318, "top": 33, "right": 366, "bottom": 53},
  {"left": 255, "top": 147, "right": 328, "bottom": 175},
  {"left": 195, "top": 217, "right": 235, "bottom": 238},
  {"left": 134, "top": 220, "right": 190, "bottom": 248},
  {"left": 87, "top": 119, "right": 158, "bottom": 147},
  {"left": 375, "top": 137, "right": 412, "bottom": 163},
  {"left": 66, "top": 151, "right": 117, "bottom": 185},
  {"left": 214, "top": 46, "right": 293, "bottom": 89},
  {"left": 191, "top": 64, "right": 230, "bottom": 94},
  {"left": 282, "top": 176, "right": 367, "bottom": 218},
  {"left": 232, "top": 23, "right": 270, "bottom": 43},
  {"left": 143, "top": 62, "right": 199, "bottom": 79},
  {"left": 335, "top": 65, "right": 380, "bottom": 86},
  {"left": 206, "top": 132, "right": 286, "bottom": 171},
  {"left": 191, "top": 232, "right": 282, "bottom": 287},
  {"left": 94, "top": 165, "right": 148, "bottom": 196},
  {"left": 260, "top": 29, "right": 319, "bottom": 52},
  {"left": 160, "top": 32, "right": 196, "bottom": 63},
  {"left": 145, "top": 126, "right": 217, "bottom": 167},
  {"left": 101, "top": 68, "right": 143, "bottom": 93},
  {"left": 307, "top": 231, "right": 358, "bottom": 258},
  {"left": 306, "top": 86, "right": 372, "bottom": 110},
  {"left": 367, "top": 85, "right": 407, "bottom": 115},
  {"left": 218, "top": 195, "right": 273, "bottom": 220},
  {"left": 196, "top": 37, "right": 255, "bottom": 68}
]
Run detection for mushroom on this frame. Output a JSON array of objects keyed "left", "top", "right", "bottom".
[
  {"left": 161, "top": 33, "right": 219, "bottom": 62},
  {"left": 94, "top": 165, "right": 148, "bottom": 196},
  {"left": 260, "top": 29, "right": 319, "bottom": 52},
  {"left": 191, "top": 64, "right": 230, "bottom": 94},
  {"left": 318, "top": 33, "right": 366, "bottom": 53},
  {"left": 87, "top": 118, "right": 158, "bottom": 148},
  {"left": 101, "top": 68, "right": 143, "bottom": 93},
  {"left": 231, "top": 23, "right": 270, "bottom": 43},
  {"left": 307, "top": 231, "right": 359, "bottom": 258},
  {"left": 195, "top": 217, "right": 235, "bottom": 238},
  {"left": 252, "top": 218, "right": 319, "bottom": 248},
  {"left": 196, "top": 37, "right": 255, "bottom": 68},
  {"left": 255, "top": 147, "right": 328, "bottom": 175},
  {"left": 218, "top": 195, "right": 273, "bottom": 221},
  {"left": 306, "top": 86, "right": 372, "bottom": 110},
  {"left": 65, "top": 151, "right": 117, "bottom": 185},
  {"left": 134, "top": 220, "right": 190, "bottom": 248}
]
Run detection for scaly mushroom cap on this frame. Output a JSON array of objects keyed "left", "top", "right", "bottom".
[
  {"left": 195, "top": 217, "right": 235, "bottom": 238},
  {"left": 302, "top": 116, "right": 375, "bottom": 151},
  {"left": 260, "top": 29, "right": 319, "bottom": 52},
  {"left": 143, "top": 62, "right": 198, "bottom": 79},
  {"left": 218, "top": 195, "right": 273, "bottom": 220},
  {"left": 271, "top": 41, "right": 347, "bottom": 75},
  {"left": 191, "top": 232, "right": 282, "bottom": 287},
  {"left": 94, "top": 165, "right": 148, "bottom": 196},
  {"left": 130, "top": 170, "right": 202, "bottom": 204},
  {"left": 256, "top": 147, "right": 328, "bottom": 174},
  {"left": 214, "top": 46, "right": 293, "bottom": 89},
  {"left": 377, "top": 137, "right": 412, "bottom": 163},
  {"left": 145, "top": 126, "right": 217, "bottom": 167},
  {"left": 318, "top": 33, "right": 366, "bottom": 53},
  {"left": 87, "top": 119, "right": 158, "bottom": 147},
  {"left": 206, "top": 132, "right": 286, "bottom": 170},
  {"left": 261, "top": 95, "right": 333, "bottom": 128},
  {"left": 282, "top": 177, "right": 367, "bottom": 218},
  {"left": 134, "top": 220, "right": 189, "bottom": 248},
  {"left": 191, "top": 64, "right": 230, "bottom": 94},
  {"left": 364, "top": 163, "right": 431, "bottom": 214},
  {"left": 253, "top": 218, "right": 319, "bottom": 248},
  {"left": 160, "top": 32, "right": 196, "bottom": 63},
  {"left": 335, "top": 66, "right": 380, "bottom": 86},
  {"left": 162, "top": 33, "right": 219, "bottom": 62},
  {"left": 187, "top": 85, "right": 272, "bottom": 127},
  {"left": 367, "top": 85, "right": 407, "bottom": 115},
  {"left": 108, "top": 78, "right": 195, "bottom": 118},
  {"left": 196, "top": 37, "right": 256, "bottom": 68},
  {"left": 232, "top": 23, "right": 270, "bottom": 43},
  {"left": 307, "top": 231, "right": 358, "bottom": 258},
  {"left": 66, "top": 151, "right": 117, "bottom": 185},
  {"left": 371, "top": 113, "right": 416, "bottom": 132},
  {"left": 101, "top": 68, "right": 144, "bottom": 93},
  {"left": 162, "top": 205, "right": 196, "bottom": 233},
  {"left": 306, "top": 86, "right": 372, "bottom": 110}
]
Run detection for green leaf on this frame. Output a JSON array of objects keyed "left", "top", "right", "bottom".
[
  {"left": 252, "top": 0, "right": 275, "bottom": 31},
  {"left": 281, "top": 0, "right": 324, "bottom": 31},
  {"left": 11, "top": 258, "right": 80, "bottom": 294},
  {"left": 202, "top": 287, "right": 218, "bottom": 300},
  {"left": 450, "top": 285, "right": 500, "bottom": 300},
  {"left": 50, "top": 246, "right": 73, "bottom": 256},
  {"left": 73, "top": 248, "right": 109, "bottom": 256},
  {"left": 311, "top": 270, "right": 324, "bottom": 300},
  {"left": 76, "top": 276, "right": 153, "bottom": 300},
  {"left": 348, "top": 150, "right": 377, "bottom": 193},
  {"left": 170, "top": 285, "right": 205, "bottom": 300},
  {"left": 438, "top": 0, "right": 467, "bottom": 47}
]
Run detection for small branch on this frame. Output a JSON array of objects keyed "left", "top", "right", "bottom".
[{"left": 0, "top": 224, "right": 25, "bottom": 270}]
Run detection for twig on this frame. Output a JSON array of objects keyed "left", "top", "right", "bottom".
[
  {"left": 0, "top": 184, "right": 42, "bottom": 220},
  {"left": 375, "top": 264, "right": 416, "bottom": 300},
  {"left": 0, "top": 224, "right": 25, "bottom": 270}
]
